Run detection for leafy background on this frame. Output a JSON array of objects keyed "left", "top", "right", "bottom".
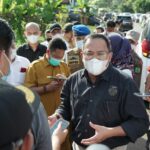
[{"left": 0, "top": 0, "right": 149, "bottom": 44}]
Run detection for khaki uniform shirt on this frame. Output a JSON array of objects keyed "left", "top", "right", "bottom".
[
  {"left": 24, "top": 55, "right": 70, "bottom": 116},
  {"left": 65, "top": 48, "right": 83, "bottom": 73}
]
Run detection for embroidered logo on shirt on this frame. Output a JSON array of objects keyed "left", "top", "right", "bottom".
[
  {"left": 20, "top": 67, "right": 27, "bottom": 73},
  {"left": 108, "top": 86, "right": 118, "bottom": 96}
]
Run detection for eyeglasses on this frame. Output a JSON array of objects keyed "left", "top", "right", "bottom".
[{"left": 83, "top": 50, "right": 110, "bottom": 60}]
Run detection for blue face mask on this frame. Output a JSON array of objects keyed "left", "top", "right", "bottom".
[
  {"left": 1, "top": 75, "right": 8, "bottom": 80},
  {"left": 48, "top": 57, "right": 61, "bottom": 66},
  {"left": 0, "top": 68, "right": 11, "bottom": 81}
]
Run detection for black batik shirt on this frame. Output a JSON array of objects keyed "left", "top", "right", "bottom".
[{"left": 56, "top": 64, "right": 149, "bottom": 149}]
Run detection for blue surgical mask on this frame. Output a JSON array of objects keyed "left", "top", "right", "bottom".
[
  {"left": 0, "top": 68, "right": 11, "bottom": 81},
  {"left": 1, "top": 75, "right": 8, "bottom": 80},
  {"left": 48, "top": 57, "right": 61, "bottom": 66}
]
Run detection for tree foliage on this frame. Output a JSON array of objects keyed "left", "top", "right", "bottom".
[
  {"left": 89, "top": 0, "right": 150, "bottom": 13},
  {"left": 0, "top": 0, "right": 149, "bottom": 43},
  {"left": 0, "top": 0, "right": 69, "bottom": 43},
  {"left": 133, "top": 0, "right": 150, "bottom": 13}
]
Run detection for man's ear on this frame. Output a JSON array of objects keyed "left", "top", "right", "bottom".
[
  {"left": 24, "top": 31, "right": 27, "bottom": 37},
  {"left": 80, "top": 51, "right": 83, "bottom": 58},
  {"left": 21, "top": 130, "right": 33, "bottom": 150},
  {"left": 46, "top": 49, "right": 51, "bottom": 58},
  {"left": 47, "top": 49, "right": 50, "bottom": 54},
  {"left": 108, "top": 52, "right": 113, "bottom": 62},
  {"left": 39, "top": 31, "right": 42, "bottom": 36}
]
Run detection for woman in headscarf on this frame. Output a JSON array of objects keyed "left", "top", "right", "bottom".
[{"left": 108, "top": 34, "right": 134, "bottom": 77}]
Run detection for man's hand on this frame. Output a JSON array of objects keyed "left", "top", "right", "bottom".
[
  {"left": 145, "top": 97, "right": 150, "bottom": 102},
  {"left": 81, "top": 122, "right": 110, "bottom": 145},
  {"left": 46, "top": 74, "right": 66, "bottom": 92},
  {"left": 48, "top": 114, "right": 59, "bottom": 127},
  {"left": 81, "top": 122, "right": 126, "bottom": 145},
  {"left": 55, "top": 74, "right": 66, "bottom": 80},
  {"left": 55, "top": 74, "right": 66, "bottom": 86},
  {"left": 46, "top": 80, "right": 60, "bottom": 92},
  {"left": 52, "top": 122, "right": 68, "bottom": 150}
]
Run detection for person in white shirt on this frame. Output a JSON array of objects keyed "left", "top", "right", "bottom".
[{"left": 6, "top": 42, "right": 30, "bottom": 86}]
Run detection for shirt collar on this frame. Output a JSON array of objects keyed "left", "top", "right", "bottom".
[
  {"left": 81, "top": 63, "right": 113, "bottom": 82},
  {"left": 42, "top": 54, "right": 49, "bottom": 67},
  {"left": 13, "top": 55, "right": 22, "bottom": 62},
  {"left": 25, "top": 43, "right": 40, "bottom": 50},
  {"left": 24, "top": 44, "right": 30, "bottom": 50}
]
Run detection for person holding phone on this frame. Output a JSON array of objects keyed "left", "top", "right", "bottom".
[
  {"left": 25, "top": 37, "right": 71, "bottom": 150},
  {"left": 24, "top": 37, "right": 70, "bottom": 116}
]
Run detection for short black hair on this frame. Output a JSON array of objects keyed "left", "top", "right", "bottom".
[
  {"left": 63, "top": 23, "right": 73, "bottom": 33},
  {"left": 84, "top": 33, "right": 112, "bottom": 52},
  {"left": 107, "top": 20, "right": 116, "bottom": 28},
  {"left": 0, "top": 18, "right": 14, "bottom": 55},
  {"left": 48, "top": 37, "right": 67, "bottom": 51}
]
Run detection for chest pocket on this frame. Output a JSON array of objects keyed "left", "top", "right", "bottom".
[
  {"left": 105, "top": 100, "right": 121, "bottom": 122},
  {"left": 100, "top": 85, "right": 121, "bottom": 123},
  {"left": 71, "top": 85, "right": 90, "bottom": 118}
]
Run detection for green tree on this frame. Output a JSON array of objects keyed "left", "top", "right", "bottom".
[
  {"left": 117, "top": 0, "right": 134, "bottom": 12},
  {"left": 72, "top": 0, "right": 92, "bottom": 24},
  {"left": 133, "top": 0, "right": 150, "bottom": 13},
  {"left": 0, "top": 0, "right": 68, "bottom": 43},
  {"left": 87, "top": 0, "right": 150, "bottom": 13}
]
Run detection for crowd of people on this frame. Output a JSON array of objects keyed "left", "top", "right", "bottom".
[{"left": 0, "top": 17, "right": 150, "bottom": 150}]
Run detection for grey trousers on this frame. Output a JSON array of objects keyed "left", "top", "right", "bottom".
[{"left": 72, "top": 141, "right": 127, "bottom": 150}]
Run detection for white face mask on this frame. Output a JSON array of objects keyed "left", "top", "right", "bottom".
[
  {"left": 82, "top": 58, "right": 109, "bottom": 76},
  {"left": 27, "top": 35, "right": 39, "bottom": 44},
  {"left": 11, "top": 49, "right": 17, "bottom": 60},
  {"left": 76, "top": 40, "right": 84, "bottom": 49}
]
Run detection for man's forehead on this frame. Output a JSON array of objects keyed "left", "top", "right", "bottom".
[
  {"left": 26, "top": 26, "right": 39, "bottom": 32},
  {"left": 52, "top": 48, "right": 65, "bottom": 52},
  {"left": 85, "top": 37, "right": 107, "bottom": 44},
  {"left": 84, "top": 38, "right": 108, "bottom": 51}
]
